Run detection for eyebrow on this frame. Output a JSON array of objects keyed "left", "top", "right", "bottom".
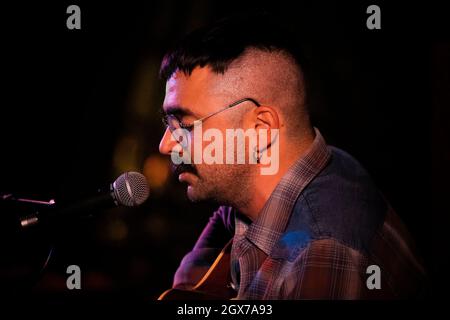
[{"left": 163, "top": 105, "right": 197, "bottom": 118}]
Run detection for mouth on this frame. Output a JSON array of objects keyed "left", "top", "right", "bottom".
[
  {"left": 172, "top": 163, "right": 197, "bottom": 180},
  {"left": 178, "top": 171, "right": 194, "bottom": 183}
]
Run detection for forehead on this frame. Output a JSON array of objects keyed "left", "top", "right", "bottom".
[
  {"left": 163, "top": 68, "right": 212, "bottom": 111},
  {"left": 166, "top": 68, "right": 209, "bottom": 94},
  {"left": 163, "top": 67, "right": 241, "bottom": 115}
]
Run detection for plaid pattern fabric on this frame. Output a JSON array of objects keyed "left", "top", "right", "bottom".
[
  {"left": 234, "top": 206, "right": 427, "bottom": 299},
  {"left": 173, "top": 129, "right": 427, "bottom": 299},
  {"left": 231, "top": 128, "right": 331, "bottom": 297}
]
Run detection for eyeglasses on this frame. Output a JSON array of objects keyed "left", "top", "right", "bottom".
[{"left": 162, "top": 97, "right": 260, "bottom": 132}]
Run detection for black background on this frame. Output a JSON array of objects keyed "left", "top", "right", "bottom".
[{"left": 0, "top": 0, "right": 448, "bottom": 304}]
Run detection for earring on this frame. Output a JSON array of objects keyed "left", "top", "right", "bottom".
[{"left": 253, "top": 149, "right": 260, "bottom": 164}]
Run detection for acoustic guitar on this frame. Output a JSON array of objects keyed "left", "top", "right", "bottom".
[{"left": 158, "top": 240, "right": 237, "bottom": 300}]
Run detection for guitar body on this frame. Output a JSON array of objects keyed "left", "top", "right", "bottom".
[{"left": 158, "top": 240, "right": 237, "bottom": 300}]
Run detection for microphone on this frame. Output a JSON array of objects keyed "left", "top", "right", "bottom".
[{"left": 16, "top": 171, "right": 150, "bottom": 229}]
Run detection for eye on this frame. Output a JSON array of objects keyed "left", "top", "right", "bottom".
[{"left": 179, "top": 121, "right": 194, "bottom": 130}]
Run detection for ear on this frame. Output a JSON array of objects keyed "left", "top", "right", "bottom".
[
  {"left": 254, "top": 106, "right": 280, "bottom": 131},
  {"left": 253, "top": 106, "right": 280, "bottom": 153}
]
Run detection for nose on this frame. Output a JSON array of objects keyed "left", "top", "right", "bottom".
[{"left": 159, "top": 127, "right": 177, "bottom": 156}]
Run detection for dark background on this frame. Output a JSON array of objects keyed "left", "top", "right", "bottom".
[{"left": 0, "top": 0, "right": 448, "bottom": 303}]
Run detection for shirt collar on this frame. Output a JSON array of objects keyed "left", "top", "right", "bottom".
[{"left": 236, "top": 128, "right": 331, "bottom": 255}]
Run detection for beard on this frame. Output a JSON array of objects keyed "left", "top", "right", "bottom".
[
  {"left": 172, "top": 126, "right": 257, "bottom": 207},
  {"left": 174, "top": 161, "right": 255, "bottom": 207}
]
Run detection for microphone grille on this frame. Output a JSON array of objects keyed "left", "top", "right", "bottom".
[{"left": 113, "top": 172, "right": 150, "bottom": 207}]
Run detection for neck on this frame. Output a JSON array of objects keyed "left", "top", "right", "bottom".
[{"left": 236, "top": 132, "right": 315, "bottom": 221}]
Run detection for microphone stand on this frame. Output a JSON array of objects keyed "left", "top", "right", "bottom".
[
  {"left": 0, "top": 193, "right": 56, "bottom": 296},
  {"left": 1, "top": 193, "right": 56, "bottom": 228}
]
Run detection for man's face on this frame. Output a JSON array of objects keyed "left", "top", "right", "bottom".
[{"left": 159, "top": 67, "right": 256, "bottom": 204}]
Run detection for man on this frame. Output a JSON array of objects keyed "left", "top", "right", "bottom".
[{"left": 158, "top": 14, "right": 426, "bottom": 299}]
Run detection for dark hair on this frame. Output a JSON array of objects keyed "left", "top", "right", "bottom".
[{"left": 159, "top": 12, "right": 309, "bottom": 84}]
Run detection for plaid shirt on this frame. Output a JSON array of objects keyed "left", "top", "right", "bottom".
[{"left": 173, "top": 129, "right": 427, "bottom": 299}]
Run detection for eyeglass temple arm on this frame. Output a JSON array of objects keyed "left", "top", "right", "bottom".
[{"left": 193, "top": 98, "right": 261, "bottom": 125}]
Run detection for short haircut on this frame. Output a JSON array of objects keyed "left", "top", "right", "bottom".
[{"left": 159, "top": 12, "right": 309, "bottom": 92}]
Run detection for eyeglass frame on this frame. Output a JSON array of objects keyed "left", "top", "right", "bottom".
[{"left": 162, "top": 97, "right": 261, "bottom": 132}]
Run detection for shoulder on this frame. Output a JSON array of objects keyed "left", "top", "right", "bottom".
[{"left": 275, "top": 146, "right": 388, "bottom": 257}]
